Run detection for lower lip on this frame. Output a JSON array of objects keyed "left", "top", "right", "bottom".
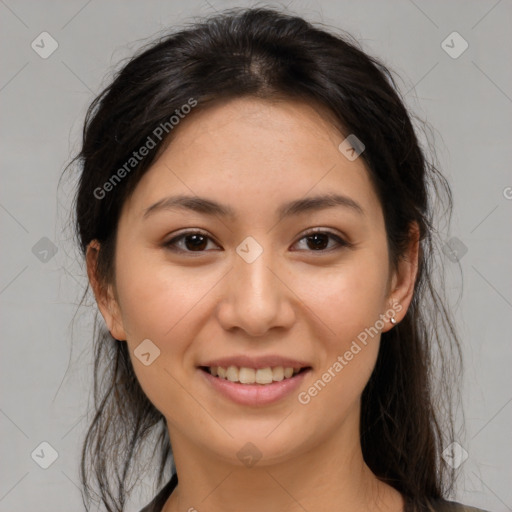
[{"left": 198, "top": 368, "right": 311, "bottom": 406}]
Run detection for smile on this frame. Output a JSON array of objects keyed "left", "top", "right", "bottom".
[
  {"left": 198, "top": 365, "right": 312, "bottom": 406},
  {"left": 200, "top": 365, "right": 308, "bottom": 384}
]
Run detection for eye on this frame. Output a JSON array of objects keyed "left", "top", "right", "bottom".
[
  {"left": 164, "top": 230, "right": 221, "bottom": 253},
  {"left": 292, "top": 229, "right": 351, "bottom": 252},
  {"left": 164, "top": 229, "right": 350, "bottom": 254}
]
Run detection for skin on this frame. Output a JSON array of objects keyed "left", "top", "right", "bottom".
[{"left": 87, "top": 97, "right": 419, "bottom": 512}]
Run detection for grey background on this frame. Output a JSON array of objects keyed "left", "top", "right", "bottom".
[{"left": 1, "top": 0, "right": 511, "bottom": 511}]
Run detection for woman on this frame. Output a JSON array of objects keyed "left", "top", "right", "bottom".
[{"left": 71, "top": 7, "right": 488, "bottom": 512}]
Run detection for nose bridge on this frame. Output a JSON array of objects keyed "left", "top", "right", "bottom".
[
  {"left": 217, "top": 237, "right": 294, "bottom": 335},
  {"left": 236, "top": 246, "right": 275, "bottom": 300}
]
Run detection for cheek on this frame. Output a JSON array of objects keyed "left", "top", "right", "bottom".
[
  {"left": 113, "top": 250, "right": 213, "bottom": 414},
  {"left": 297, "top": 253, "right": 389, "bottom": 343},
  {"left": 295, "top": 280, "right": 383, "bottom": 419},
  {"left": 114, "top": 246, "right": 213, "bottom": 341},
  {"left": 112, "top": 248, "right": 225, "bottom": 405},
  {"left": 291, "top": 253, "right": 388, "bottom": 401}
]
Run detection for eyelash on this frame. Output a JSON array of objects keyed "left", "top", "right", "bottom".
[{"left": 164, "top": 229, "right": 351, "bottom": 254}]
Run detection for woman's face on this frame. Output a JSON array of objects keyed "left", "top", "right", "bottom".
[{"left": 89, "top": 97, "right": 416, "bottom": 468}]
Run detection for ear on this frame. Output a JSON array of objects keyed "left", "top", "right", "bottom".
[
  {"left": 86, "top": 240, "right": 127, "bottom": 341},
  {"left": 382, "top": 222, "right": 420, "bottom": 332}
]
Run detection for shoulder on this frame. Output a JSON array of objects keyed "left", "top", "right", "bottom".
[{"left": 427, "top": 499, "right": 491, "bottom": 512}]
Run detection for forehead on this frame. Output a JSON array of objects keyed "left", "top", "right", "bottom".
[{"left": 120, "top": 97, "right": 383, "bottom": 226}]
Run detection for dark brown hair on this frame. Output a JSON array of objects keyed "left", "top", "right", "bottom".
[{"left": 70, "top": 7, "right": 462, "bottom": 511}]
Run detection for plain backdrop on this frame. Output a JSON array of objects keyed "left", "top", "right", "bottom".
[{"left": 1, "top": 1, "right": 511, "bottom": 511}]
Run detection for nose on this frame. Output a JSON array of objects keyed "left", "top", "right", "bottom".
[{"left": 215, "top": 247, "right": 296, "bottom": 337}]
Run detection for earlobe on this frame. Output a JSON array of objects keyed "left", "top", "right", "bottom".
[{"left": 85, "top": 240, "right": 127, "bottom": 341}]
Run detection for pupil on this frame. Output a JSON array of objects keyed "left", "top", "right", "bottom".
[
  {"left": 186, "top": 234, "right": 207, "bottom": 251},
  {"left": 307, "top": 233, "right": 328, "bottom": 250}
]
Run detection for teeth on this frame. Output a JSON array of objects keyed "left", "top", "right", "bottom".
[
  {"left": 272, "top": 366, "right": 284, "bottom": 381},
  {"left": 239, "top": 367, "right": 255, "bottom": 384},
  {"left": 207, "top": 365, "right": 304, "bottom": 384},
  {"left": 226, "top": 366, "right": 238, "bottom": 382},
  {"left": 255, "top": 367, "right": 273, "bottom": 384}
]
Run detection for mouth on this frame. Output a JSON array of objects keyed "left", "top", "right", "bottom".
[
  {"left": 197, "top": 364, "right": 312, "bottom": 406},
  {"left": 198, "top": 365, "right": 311, "bottom": 385}
]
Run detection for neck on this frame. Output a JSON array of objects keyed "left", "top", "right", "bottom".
[{"left": 162, "top": 414, "right": 403, "bottom": 512}]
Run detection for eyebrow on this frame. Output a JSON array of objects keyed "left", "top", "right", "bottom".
[{"left": 142, "top": 193, "right": 364, "bottom": 221}]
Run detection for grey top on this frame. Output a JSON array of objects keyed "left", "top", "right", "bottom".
[{"left": 139, "top": 474, "right": 490, "bottom": 512}]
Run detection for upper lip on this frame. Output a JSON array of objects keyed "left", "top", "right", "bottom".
[{"left": 198, "top": 355, "right": 312, "bottom": 370}]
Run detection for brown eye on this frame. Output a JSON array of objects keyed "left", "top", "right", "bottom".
[
  {"left": 305, "top": 233, "right": 330, "bottom": 250},
  {"left": 165, "top": 231, "right": 220, "bottom": 253},
  {"left": 183, "top": 234, "right": 208, "bottom": 251},
  {"left": 293, "top": 230, "right": 350, "bottom": 252}
]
